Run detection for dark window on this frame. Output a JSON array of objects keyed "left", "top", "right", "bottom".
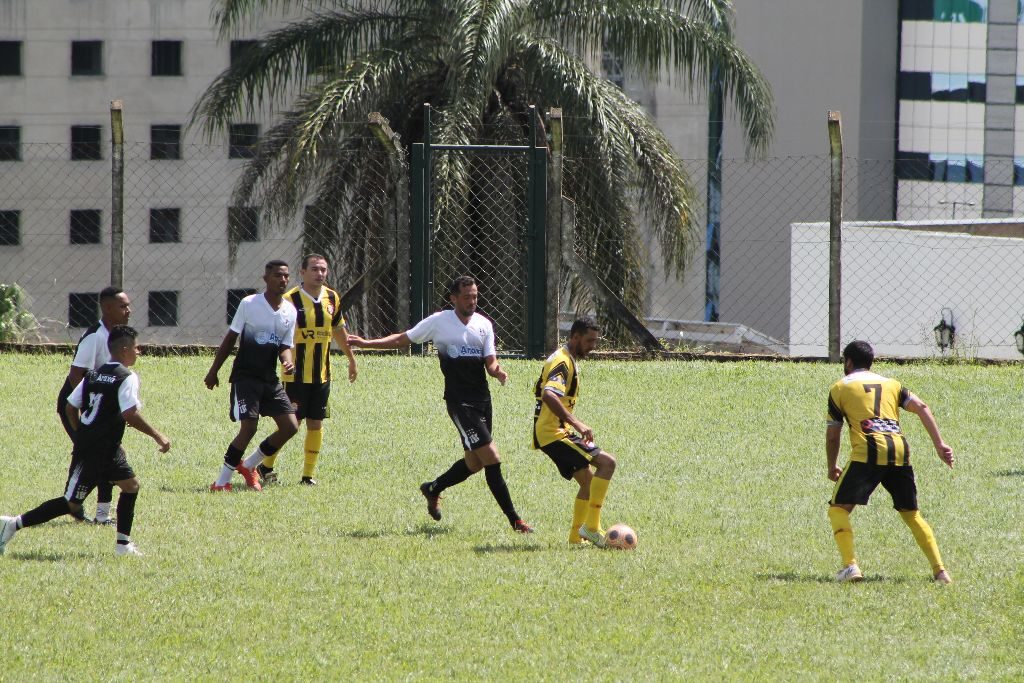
[
  {"left": 149, "top": 208, "right": 181, "bottom": 243},
  {"left": 1016, "top": 77, "right": 1024, "bottom": 104},
  {"left": 68, "top": 292, "right": 98, "bottom": 328},
  {"left": 0, "top": 41, "right": 22, "bottom": 76},
  {"left": 151, "top": 40, "right": 183, "bottom": 76},
  {"left": 0, "top": 126, "right": 20, "bottom": 161},
  {"left": 895, "top": 151, "right": 931, "bottom": 181},
  {"left": 228, "top": 206, "right": 259, "bottom": 242},
  {"left": 70, "top": 125, "right": 102, "bottom": 160},
  {"left": 227, "top": 288, "right": 258, "bottom": 324},
  {"left": 898, "top": 71, "right": 931, "bottom": 101},
  {"left": 71, "top": 40, "right": 102, "bottom": 76},
  {"left": 229, "top": 124, "right": 259, "bottom": 158},
  {"left": 230, "top": 40, "right": 259, "bottom": 68},
  {"left": 900, "top": 0, "right": 933, "bottom": 20},
  {"left": 0, "top": 210, "right": 19, "bottom": 245},
  {"left": 69, "top": 209, "right": 102, "bottom": 244},
  {"left": 1015, "top": 159, "right": 1024, "bottom": 186},
  {"left": 150, "top": 125, "right": 181, "bottom": 160},
  {"left": 898, "top": 152, "right": 984, "bottom": 183},
  {"left": 148, "top": 290, "right": 179, "bottom": 326}
]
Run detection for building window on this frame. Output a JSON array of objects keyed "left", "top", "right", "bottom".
[
  {"left": 229, "top": 124, "right": 259, "bottom": 159},
  {"left": 69, "top": 209, "right": 102, "bottom": 244},
  {"left": 934, "top": 0, "right": 987, "bottom": 22},
  {"left": 71, "top": 41, "right": 103, "bottom": 76},
  {"left": 151, "top": 40, "right": 183, "bottom": 76},
  {"left": 0, "top": 126, "right": 20, "bottom": 161},
  {"left": 1015, "top": 158, "right": 1024, "bottom": 185},
  {"left": 149, "top": 208, "right": 181, "bottom": 243},
  {"left": 70, "top": 125, "right": 102, "bottom": 160},
  {"left": 0, "top": 41, "right": 22, "bottom": 76},
  {"left": 68, "top": 292, "right": 98, "bottom": 328},
  {"left": 148, "top": 291, "right": 179, "bottom": 326},
  {"left": 899, "top": 72, "right": 986, "bottom": 103},
  {"left": 230, "top": 40, "right": 259, "bottom": 68},
  {"left": 897, "top": 152, "right": 984, "bottom": 183},
  {"left": 0, "top": 210, "right": 19, "bottom": 245},
  {"left": 227, "top": 288, "right": 258, "bottom": 324},
  {"left": 228, "top": 206, "right": 259, "bottom": 242},
  {"left": 150, "top": 125, "right": 182, "bottom": 160}
]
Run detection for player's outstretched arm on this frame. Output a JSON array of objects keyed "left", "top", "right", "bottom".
[
  {"left": 347, "top": 332, "right": 411, "bottom": 350},
  {"left": 205, "top": 330, "right": 239, "bottom": 389},
  {"left": 904, "top": 396, "right": 954, "bottom": 468},
  {"left": 825, "top": 424, "right": 843, "bottom": 480},
  {"left": 123, "top": 407, "right": 171, "bottom": 453},
  {"left": 541, "top": 389, "right": 593, "bottom": 442}
]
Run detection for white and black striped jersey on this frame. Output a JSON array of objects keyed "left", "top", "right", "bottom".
[
  {"left": 407, "top": 310, "right": 497, "bottom": 402},
  {"left": 67, "top": 362, "right": 140, "bottom": 455},
  {"left": 228, "top": 293, "right": 297, "bottom": 383}
]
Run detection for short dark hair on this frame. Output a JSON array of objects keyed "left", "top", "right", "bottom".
[
  {"left": 265, "top": 259, "right": 289, "bottom": 273},
  {"left": 842, "top": 340, "right": 874, "bottom": 369},
  {"left": 569, "top": 316, "right": 600, "bottom": 337},
  {"left": 449, "top": 275, "right": 476, "bottom": 296},
  {"left": 301, "top": 253, "right": 327, "bottom": 269},
  {"left": 108, "top": 325, "right": 138, "bottom": 352},
  {"left": 99, "top": 286, "right": 124, "bottom": 302}
]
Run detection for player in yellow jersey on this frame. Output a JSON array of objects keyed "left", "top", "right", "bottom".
[
  {"left": 258, "top": 254, "right": 357, "bottom": 486},
  {"left": 533, "top": 316, "right": 617, "bottom": 547},
  {"left": 826, "top": 340, "right": 954, "bottom": 584}
]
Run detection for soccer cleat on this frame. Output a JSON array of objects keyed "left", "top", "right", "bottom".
[
  {"left": 836, "top": 564, "right": 864, "bottom": 583},
  {"left": 0, "top": 516, "right": 16, "bottom": 555},
  {"left": 114, "top": 542, "right": 144, "bottom": 557},
  {"left": 299, "top": 477, "right": 318, "bottom": 486},
  {"left": 93, "top": 517, "right": 115, "bottom": 527},
  {"left": 419, "top": 482, "right": 442, "bottom": 521},
  {"left": 236, "top": 464, "right": 263, "bottom": 492},
  {"left": 257, "top": 464, "right": 278, "bottom": 485},
  {"left": 70, "top": 507, "right": 92, "bottom": 523},
  {"left": 934, "top": 569, "right": 953, "bottom": 585},
  {"left": 209, "top": 482, "right": 233, "bottom": 492},
  {"left": 512, "top": 519, "right": 535, "bottom": 534},
  {"left": 578, "top": 524, "right": 606, "bottom": 547}
]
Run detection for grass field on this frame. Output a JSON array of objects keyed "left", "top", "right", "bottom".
[{"left": 0, "top": 352, "right": 1021, "bottom": 680}]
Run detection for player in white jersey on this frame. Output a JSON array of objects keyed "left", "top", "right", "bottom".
[{"left": 348, "top": 275, "right": 533, "bottom": 533}]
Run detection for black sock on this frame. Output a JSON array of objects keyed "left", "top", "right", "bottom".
[
  {"left": 483, "top": 463, "right": 519, "bottom": 525},
  {"left": 97, "top": 481, "right": 114, "bottom": 505},
  {"left": 430, "top": 460, "right": 473, "bottom": 494},
  {"left": 115, "top": 491, "right": 138, "bottom": 540},
  {"left": 224, "top": 445, "right": 244, "bottom": 468},
  {"left": 20, "top": 498, "right": 71, "bottom": 528},
  {"left": 259, "top": 438, "right": 281, "bottom": 458}
]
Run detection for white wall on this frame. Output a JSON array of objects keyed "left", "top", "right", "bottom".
[{"left": 790, "top": 220, "right": 1024, "bottom": 359}]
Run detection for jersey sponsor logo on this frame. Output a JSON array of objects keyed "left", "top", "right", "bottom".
[
  {"left": 300, "top": 329, "right": 330, "bottom": 340},
  {"left": 861, "top": 417, "right": 901, "bottom": 434},
  {"left": 255, "top": 331, "right": 285, "bottom": 345},
  {"left": 92, "top": 374, "right": 118, "bottom": 384},
  {"left": 447, "top": 344, "right": 483, "bottom": 359}
]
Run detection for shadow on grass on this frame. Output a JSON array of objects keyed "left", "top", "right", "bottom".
[
  {"left": 473, "top": 543, "right": 546, "bottom": 554},
  {"left": 340, "top": 528, "right": 398, "bottom": 540},
  {"left": 994, "top": 469, "right": 1024, "bottom": 477},
  {"left": 404, "top": 523, "right": 452, "bottom": 538},
  {"left": 9, "top": 549, "right": 93, "bottom": 562},
  {"left": 155, "top": 484, "right": 261, "bottom": 494},
  {"left": 757, "top": 572, "right": 914, "bottom": 585}
]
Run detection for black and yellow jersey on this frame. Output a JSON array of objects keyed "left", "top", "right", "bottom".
[
  {"left": 827, "top": 370, "right": 913, "bottom": 466},
  {"left": 285, "top": 285, "right": 345, "bottom": 384},
  {"left": 533, "top": 346, "right": 579, "bottom": 448}
]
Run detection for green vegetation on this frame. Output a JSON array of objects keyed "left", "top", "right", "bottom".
[{"left": 0, "top": 354, "right": 1020, "bottom": 679}]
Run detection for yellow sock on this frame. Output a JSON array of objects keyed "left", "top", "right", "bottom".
[
  {"left": 828, "top": 507, "right": 856, "bottom": 567},
  {"left": 899, "top": 510, "right": 944, "bottom": 574},
  {"left": 303, "top": 428, "right": 323, "bottom": 479},
  {"left": 570, "top": 497, "right": 589, "bottom": 543},
  {"left": 263, "top": 454, "right": 278, "bottom": 469},
  {"left": 584, "top": 477, "right": 611, "bottom": 532}
]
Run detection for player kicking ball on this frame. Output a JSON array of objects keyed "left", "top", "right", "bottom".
[
  {"left": 533, "top": 317, "right": 617, "bottom": 547},
  {"left": 0, "top": 326, "right": 171, "bottom": 557}
]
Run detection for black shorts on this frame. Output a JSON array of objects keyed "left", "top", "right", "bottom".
[
  {"left": 229, "top": 376, "right": 295, "bottom": 422},
  {"left": 285, "top": 381, "right": 331, "bottom": 421},
  {"left": 63, "top": 447, "right": 135, "bottom": 505},
  {"left": 831, "top": 460, "right": 919, "bottom": 510},
  {"left": 446, "top": 400, "right": 493, "bottom": 451},
  {"left": 539, "top": 435, "right": 601, "bottom": 480}
]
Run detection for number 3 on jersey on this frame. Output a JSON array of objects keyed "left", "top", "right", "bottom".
[{"left": 80, "top": 392, "right": 103, "bottom": 425}]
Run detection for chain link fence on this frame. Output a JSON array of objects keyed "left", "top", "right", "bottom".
[{"left": 3, "top": 127, "right": 1024, "bottom": 359}]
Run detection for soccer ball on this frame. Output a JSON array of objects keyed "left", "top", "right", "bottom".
[{"left": 605, "top": 523, "right": 637, "bottom": 550}]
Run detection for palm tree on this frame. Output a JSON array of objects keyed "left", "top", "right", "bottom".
[{"left": 193, "top": 0, "right": 773, "bottom": 345}]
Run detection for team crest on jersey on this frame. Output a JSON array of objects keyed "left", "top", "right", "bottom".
[
  {"left": 549, "top": 372, "right": 565, "bottom": 386},
  {"left": 325, "top": 301, "right": 335, "bottom": 316}
]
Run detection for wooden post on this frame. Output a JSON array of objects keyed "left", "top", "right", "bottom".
[
  {"left": 110, "top": 100, "right": 124, "bottom": 288},
  {"left": 827, "top": 110, "right": 843, "bottom": 362},
  {"left": 545, "top": 108, "right": 563, "bottom": 353}
]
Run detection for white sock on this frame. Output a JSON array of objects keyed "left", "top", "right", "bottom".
[
  {"left": 95, "top": 502, "right": 111, "bottom": 522},
  {"left": 116, "top": 532, "right": 131, "bottom": 544},
  {"left": 1, "top": 517, "right": 18, "bottom": 541},
  {"left": 242, "top": 447, "right": 266, "bottom": 470},
  {"left": 215, "top": 464, "right": 235, "bottom": 487}
]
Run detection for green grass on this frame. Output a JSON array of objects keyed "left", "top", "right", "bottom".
[{"left": 0, "top": 353, "right": 1021, "bottom": 680}]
